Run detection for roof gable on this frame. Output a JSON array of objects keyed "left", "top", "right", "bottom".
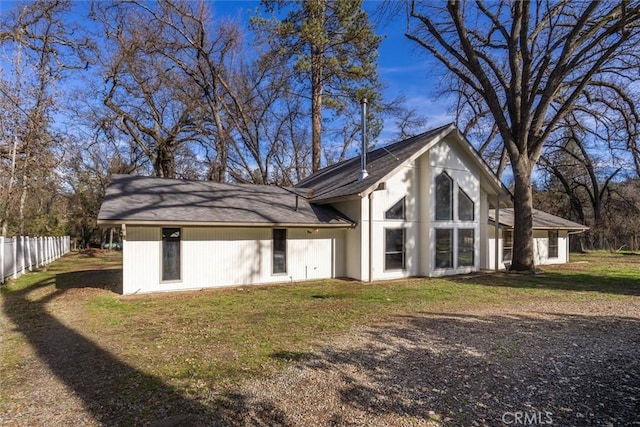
[{"left": 296, "top": 124, "right": 510, "bottom": 203}]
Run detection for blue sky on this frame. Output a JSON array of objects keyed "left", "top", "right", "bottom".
[
  {"left": 211, "top": 0, "right": 454, "bottom": 139},
  {"left": 0, "top": 0, "right": 456, "bottom": 158}
]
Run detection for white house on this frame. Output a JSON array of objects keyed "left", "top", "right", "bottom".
[
  {"left": 97, "top": 124, "right": 587, "bottom": 294},
  {"left": 488, "top": 208, "right": 588, "bottom": 270}
]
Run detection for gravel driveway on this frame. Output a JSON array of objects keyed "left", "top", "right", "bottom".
[
  {"left": 221, "top": 300, "right": 640, "bottom": 427},
  {"left": 2, "top": 297, "right": 639, "bottom": 426}
]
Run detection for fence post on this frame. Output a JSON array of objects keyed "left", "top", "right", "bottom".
[
  {"left": 20, "top": 236, "right": 25, "bottom": 276},
  {"left": 36, "top": 237, "right": 40, "bottom": 268},
  {"left": 12, "top": 237, "right": 17, "bottom": 279},
  {"left": 26, "top": 237, "right": 32, "bottom": 271}
]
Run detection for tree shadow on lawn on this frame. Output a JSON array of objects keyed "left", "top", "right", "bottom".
[
  {"left": 2, "top": 274, "right": 291, "bottom": 426},
  {"left": 288, "top": 312, "right": 640, "bottom": 426},
  {"left": 457, "top": 270, "right": 640, "bottom": 297},
  {"left": 54, "top": 268, "right": 124, "bottom": 293}
]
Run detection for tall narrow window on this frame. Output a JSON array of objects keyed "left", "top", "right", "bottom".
[
  {"left": 458, "top": 188, "right": 474, "bottom": 221},
  {"left": 435, "top": 172, "right": 453, "bottom": 220},
  {"left": 548, "top": 230, "right": 559, "bottom": 258},
  {"left": 385, "top": 228, "right": 405, "bottom": 270},
  {"left": 273, "top": 229, "right": 287, "bottom": 274},
  {"left": 162, "top": 228, "right": 181, "bottom": 282},
  {"left": 503, "top": 230, "right": 513, "bottom": 261},
  {"left": 435, "top": 228, "right": 453, "bottom": 268},
  {"left": 458, "top": 229, "right": 475, "bottom": 267},
  {"left": 385, "top": 197, "right": 406, "bottom": 220}
]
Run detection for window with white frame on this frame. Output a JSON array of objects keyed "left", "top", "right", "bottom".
[
  {"left": 548, "top": 230, "right": 559, "bottom": 258},
  {"left": 435, "top": 228, "right": 453, "bottom": 268},
  {"left": 435, "top": 172, "right": 453, "bottom": 220},
  {"left": 385, "top": 228, "right": 405, "bottom": 270},
  {"left": 458, "top": 188, "right": 474, "bottom": 221},
  {"left": 503, "top": 230, "right": 513, "bottom": 261},
  {"left": 385, "top": 197, "right": 406, "bottom": 220},
  {"left": 458, "top": 229, "right": 474, "bottom": 267}
]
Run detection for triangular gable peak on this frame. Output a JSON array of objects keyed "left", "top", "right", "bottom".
[{"left": 296, "top": 124, "right": 511, "bottom": 204}]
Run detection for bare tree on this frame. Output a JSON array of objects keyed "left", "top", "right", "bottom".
[
  {"left": 92, "top": 1, "right": 205, "bottom": 179},
  {"left": 0, "top": 0, "right": 89, "bottom": 236},
  {"left": 405, "top": 0, "right": 640, "bottom": 270}
]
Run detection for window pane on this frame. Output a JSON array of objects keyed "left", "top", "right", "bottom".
[
  {"left": 503, "top": 230, "right": 513, "bottom": 261},
  {"left": 385, "top": 197, "right": 406, "bottom": 220},
  {"left": 385, "top": 228, "right": 405, "bottom": 270},
  {"left": 435, "top": 228, "right": 453, "bottom": 268},
  {"left": 458, "top": 188, "right": 474, "bottom": 221},
  {"left": 548, "top": 230, "right": 558, "bottom": 258},
  {"left": 162, "top": 228, "right": 180, "bottom": 281},
  {"left": 273, "top": 229, "right": 287, "bottom": 274},
  {"left": 458, "top": 229, "right": 474, "bottom": 267},
  {"left": 435, "top": 173, "right": 452, "bottom": 220}
]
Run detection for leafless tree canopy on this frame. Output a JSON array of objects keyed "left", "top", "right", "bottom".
[{"left": 405, "top": 0, "right": 640, "bottom": 270}]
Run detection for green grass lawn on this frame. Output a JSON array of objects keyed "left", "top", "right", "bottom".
[{"left": 1, "top": 250, "right": 639, "bottom": 422}]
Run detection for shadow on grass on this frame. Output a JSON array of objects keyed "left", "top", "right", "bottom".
[
  {"left": 297, "top": 312, "right": 640, "bottom": 425},
  {"left": 2, "top": 273, "right": 291, "bottom": 426},
  {"left": 456, "top": 271, "right": 640, "bottom": 297},
  {"left": 54, "top": 269, "right": 123, "bottom": 294}
]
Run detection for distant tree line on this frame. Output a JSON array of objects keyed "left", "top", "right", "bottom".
[
  {"left": 0, "top": 0, "right": 424, "bottom": 246},
  {"left": 1, "top": 0, "right": 640, "bottom": 263}
]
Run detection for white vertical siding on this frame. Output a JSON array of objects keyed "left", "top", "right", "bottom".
[
  {"left": 479, "top": 190, "right": 489, "bottom": 269},
  {"left": 123, "top": 227, "right": 160, "bottom": 294},
  {"left": 533, "top": 229, "right": 568, "bottom": 265},
  {"left": 122, "top": 226, "right": 345, "bottom": 294},
  {"left": 332, "top": 199, "right": 363, "bottom": 280},
  {"left": 370, "top": 162, "right": 421, "bottom": 280},
  {"left": 488, "top": 226, "right": 569, "bottom": 269}
]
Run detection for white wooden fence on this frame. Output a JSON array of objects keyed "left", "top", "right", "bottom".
[{"left": 1, "top": 236, "right": 70, "bottom": 284}]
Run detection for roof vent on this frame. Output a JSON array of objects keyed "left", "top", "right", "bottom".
[{"left": 358, "top": 98, "right": 369, "bottom": 181}]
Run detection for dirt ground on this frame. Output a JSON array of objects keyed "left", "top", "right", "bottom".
[{"left": 2, "top": 293, "right": 639, "bottom": 426}]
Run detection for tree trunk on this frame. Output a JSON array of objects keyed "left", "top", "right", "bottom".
[
  {"left": 510, "top": 156, "right": 535, "bottom": 271},
  {"left": 311, "top": 46, "right": 322, "bottom": 172}
]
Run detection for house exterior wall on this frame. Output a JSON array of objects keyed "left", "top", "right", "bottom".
[
  {"left": 488, "top": 226, "right": 569, "bottom": 269},
  {"left": 332, "top": 199, "right": 364, "bottom": 280},
  {"left": 122, "top": 226, "right": 345, "bottom": 294},
  {"left": 427, "top": 137, "right": 482, "bottom": 277},
  {"left": 354, "top": 135, "right": 485, "bottom": 281},
  {"left": 370, "top": 160, "right": 421, "bottom": 280}
]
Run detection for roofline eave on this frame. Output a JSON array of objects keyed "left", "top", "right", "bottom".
[
  {"left": 488, "top": 220, "right": 589, "bottom": 231},
  {"left": 97, "top": 219, "right": 357, "bottom": 228}
]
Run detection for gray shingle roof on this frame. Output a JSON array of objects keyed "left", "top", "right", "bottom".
[
  {"left": 98, "top": 175, "right": 355, "bottom": 227},
  {"left": 295, "top": 124, "right": 454, "bottom": 202},
  {"left": 295, "top": 123, "right": 510, "bottom": 203},
  {"left": 489, "top": 208, "right": 588, "bottom": 230}
]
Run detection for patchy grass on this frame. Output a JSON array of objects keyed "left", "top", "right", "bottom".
[{"left": 1, "top": 250, "right": 638, "bottom": 424}]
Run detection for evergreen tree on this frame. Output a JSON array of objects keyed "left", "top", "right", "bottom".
[{"left": 254, "top": 0, "right": 382, "bottom": 172}]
